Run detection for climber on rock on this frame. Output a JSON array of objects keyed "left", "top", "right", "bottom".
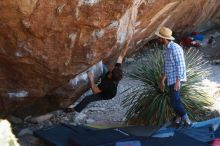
[{"left": 63, "top": 40, "right": 131, "bottom": 113}]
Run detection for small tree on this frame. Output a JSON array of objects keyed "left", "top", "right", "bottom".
[{"left": 122, "top": 49, "right": 213, "bottom": 125}]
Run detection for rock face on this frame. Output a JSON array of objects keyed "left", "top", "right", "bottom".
[{"left": 0, "top": 0, "right": 220, "bottom": 117}]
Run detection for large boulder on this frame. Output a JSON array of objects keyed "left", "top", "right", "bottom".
[{"left": 0, "top": 0, "right": 220, "bottom": 117}]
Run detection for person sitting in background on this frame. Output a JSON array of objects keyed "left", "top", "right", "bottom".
[
  {"left": 64, "top": 40, "right": 131, "bottom": 113},
  {"left": 208, "top": 36, "right": 216, "bottom": 48}
]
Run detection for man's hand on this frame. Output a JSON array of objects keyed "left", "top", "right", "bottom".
[
  {"left": 87, "top": 72, "right": 94, "bottom": 82},
  {"left": 174, "top": 80, "right": 180, "bottom": 91},
  {"left": 87, "top": 72, "right": 102, "bottom": 94},
  {"left": 117, "top": 56, "right": 123, "bottom": 64},
  {"left": 160, "top": 81, "right": 165, "bottom": 92},
  {"left": 160, "top": 74, "right": 166, "bottom": 92}
]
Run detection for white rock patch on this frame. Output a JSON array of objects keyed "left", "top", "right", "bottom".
[{"left": 8, "top": 90, "right": 28, "bottom": 98}]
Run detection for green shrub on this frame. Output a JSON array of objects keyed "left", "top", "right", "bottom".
[{"left": 122, "top": 49, "right": 213, "bottom": 125}]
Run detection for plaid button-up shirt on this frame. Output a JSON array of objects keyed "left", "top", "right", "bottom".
[{"left": 163, "top": 41, "right": 187, "bottom": 86}]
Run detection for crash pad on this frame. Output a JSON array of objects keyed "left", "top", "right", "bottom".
[
  {"left": 34, "top": 124, "right": 136, "bottom": 146},
  {"left": 142, "top": 133, "right": 210, "bottom": 146}
]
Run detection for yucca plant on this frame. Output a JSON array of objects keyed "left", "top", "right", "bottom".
[{"left": 122, "top": 48, "right": 213, "bottom": 126}]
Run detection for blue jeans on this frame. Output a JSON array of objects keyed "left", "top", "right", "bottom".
[{"left": 169, "top": 84, "right": 186, "bottom": 117}]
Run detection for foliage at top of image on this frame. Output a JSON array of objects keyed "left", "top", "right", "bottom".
[{"left": 122, "top": 48, "right": 213, "bottom": 126}]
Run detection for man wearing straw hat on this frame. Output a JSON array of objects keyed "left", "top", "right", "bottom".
[{"left": 155, "top": 26, "right": 191, "bottom": 127}]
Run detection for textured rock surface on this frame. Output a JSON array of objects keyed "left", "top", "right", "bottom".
[{"left": 0, "top": 0, "right": 220, "bottom": 117}]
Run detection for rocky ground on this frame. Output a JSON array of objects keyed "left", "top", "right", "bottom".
[
  {"left": 7, "top": 28, "right": 220, "bottom": 146},
  {"left": 200, "top": 28, "right": 220, "bottom": 113}
]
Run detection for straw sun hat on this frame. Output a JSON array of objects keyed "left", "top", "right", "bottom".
[{"left": 155, "top": 27, "right": 175, "bottom": 40}]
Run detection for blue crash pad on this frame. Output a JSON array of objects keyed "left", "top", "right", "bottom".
[
  {"left": 153, "top": 117, "right": 220, "bottom": 143},
  {"left": 34, "top": 124, "right": 138, "bottom": 146},
  {"left": 34, "top": 123, "right": 211, "bottom": 146}
]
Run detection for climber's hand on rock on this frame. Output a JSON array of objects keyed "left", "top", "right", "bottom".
[{"left": 88, "top": 72, "right": 94, "bottom": 81}]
